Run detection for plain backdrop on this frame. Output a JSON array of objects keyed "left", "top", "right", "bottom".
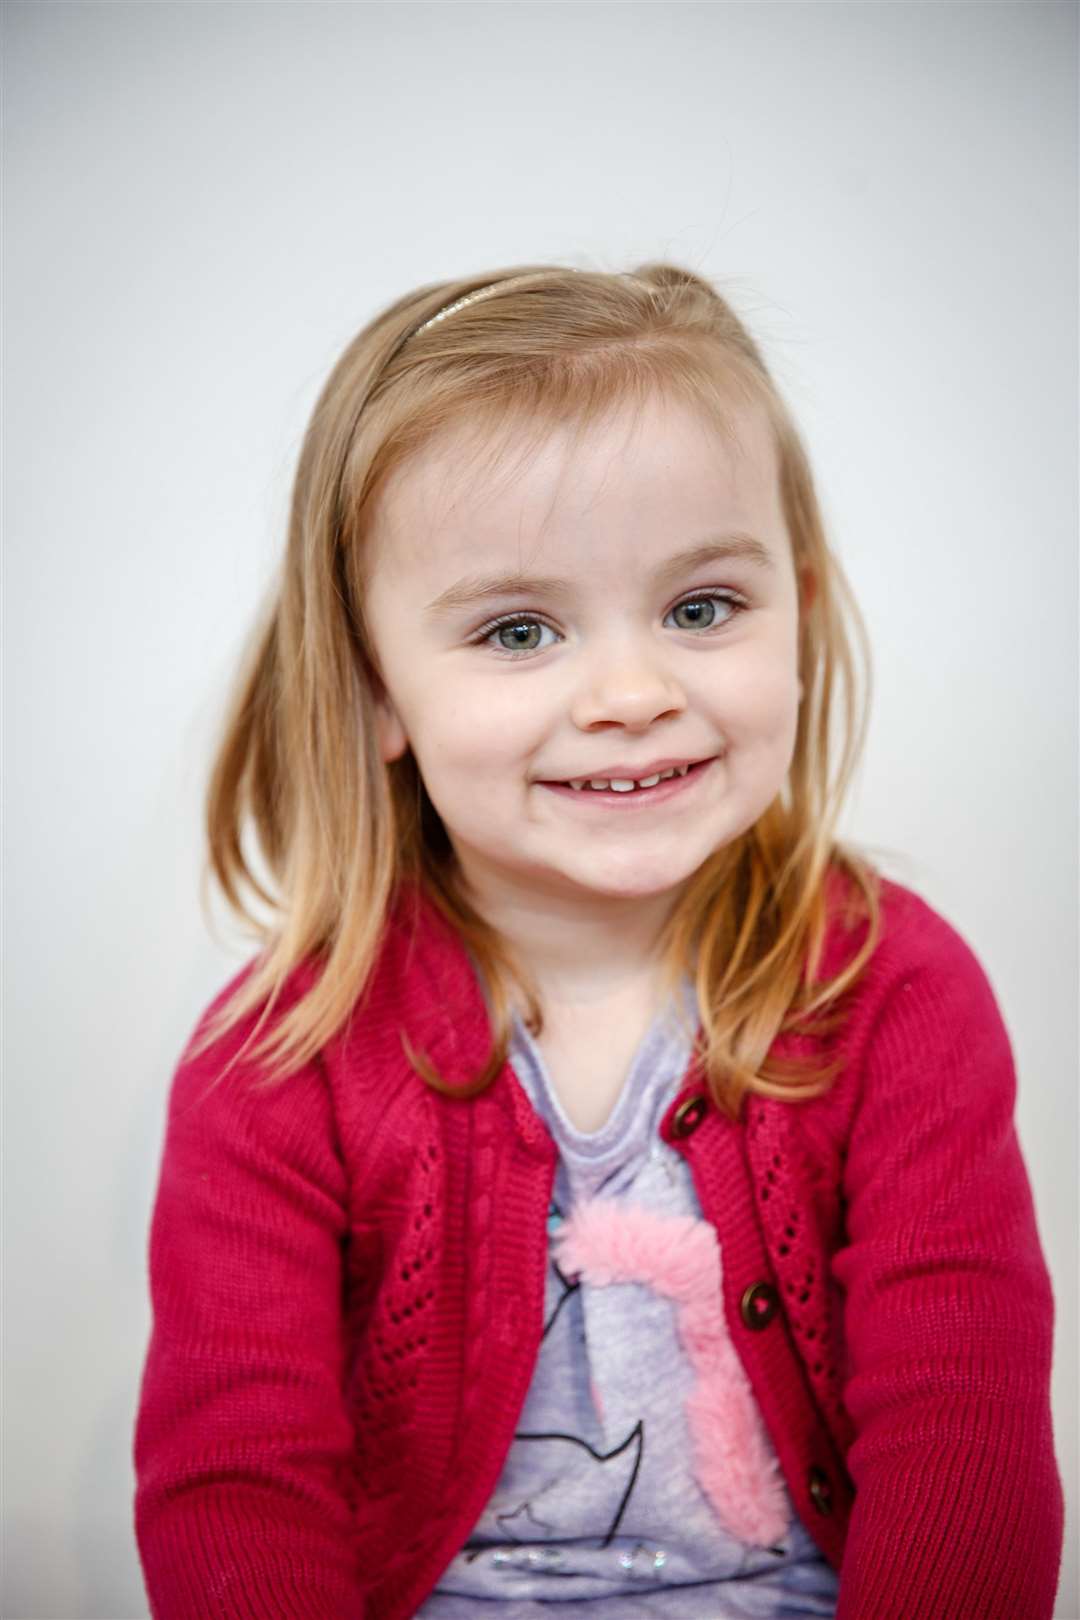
[{"left": 3, "top": 3, "right": 1077, "bottom": 1616}]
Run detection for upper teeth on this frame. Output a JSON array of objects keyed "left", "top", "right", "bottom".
[{"left": 567, "top": 764, "right": 691, "bottom": 792}]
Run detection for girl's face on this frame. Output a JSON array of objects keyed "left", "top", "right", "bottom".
[{"left": 362, "top": 392, "right": 806, "bottom": 912}]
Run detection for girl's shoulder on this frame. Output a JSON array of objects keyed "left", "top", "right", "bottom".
[
  {"left": 803, "top": 864, "right": 1020, "bottom": 1134},
  {"left": 821, "top": 862, "right": 1008, "bottom": 1017},
  {"left": 177, "top": 947, "right": 324, "bottom": 1070},
  {"left": 171, "top": 890, "right": 492, "bottom": 1115}
]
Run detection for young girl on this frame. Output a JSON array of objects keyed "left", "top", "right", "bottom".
[{"left": 132, "top": 264, "right": 1064, "bottom": 1619}]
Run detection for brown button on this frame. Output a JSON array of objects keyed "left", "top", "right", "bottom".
[
  {"left": 670, "top": 1094, "right": 708, "bottom": 1138},
  {"left": 740, "top": 1281, "right": 780, "bottom": 1330},
  {"left": 807, "top": 1465, "right": 834, "bottom": 1516}
]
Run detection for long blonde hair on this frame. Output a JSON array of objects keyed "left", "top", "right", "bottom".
[{"left": 189, "top": 262, "right": 882, "bottom": 1118}]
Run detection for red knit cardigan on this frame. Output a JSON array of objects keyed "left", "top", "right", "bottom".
[{"left": 133, "top": 874, "right": 1064, "bottom": 1619}]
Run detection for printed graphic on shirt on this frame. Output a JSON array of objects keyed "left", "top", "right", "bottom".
[
  {"left": 461, "top": 1419, "right": 644, "bottom": 1554},
  {"left": 457, "top": 1195, "right": 790, "bottom": 1588},
  {"left": 554, "top": 1197, "right": 790, "bottom": 1550}
]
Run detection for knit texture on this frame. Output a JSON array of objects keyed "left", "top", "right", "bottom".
[{"left": 133, "top": 873, "right": 1064, "bottom": 1618}]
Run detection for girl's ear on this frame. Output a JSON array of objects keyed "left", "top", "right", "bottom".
[
  {"left": 360, "top": 641, "right": 410, "bottom": 762},
  {"left": 373, "top": 688, "right": 409, "bottom": 763},
  {"left": 799, "top": 564, "right": 818, "bottom": 617}
]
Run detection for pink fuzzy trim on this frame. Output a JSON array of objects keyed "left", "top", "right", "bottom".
[{"left": 553, "top": 1199, "right": 790, "bottom": 1548}]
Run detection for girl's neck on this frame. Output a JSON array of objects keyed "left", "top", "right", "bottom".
[{"left": 458, "top": 867, "right": 685, "bottom": 1013}]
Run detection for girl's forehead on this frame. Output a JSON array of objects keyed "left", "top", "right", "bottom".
[{"left": 366, "top": 394, "right": 781, "bottom": 576}]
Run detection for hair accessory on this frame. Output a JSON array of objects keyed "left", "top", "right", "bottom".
[
  {"left": 413, "top": 284, "right": 504, "bottom": 336},
  {"left": 408, "top": 269, "right": 655, "bottom": 343}
]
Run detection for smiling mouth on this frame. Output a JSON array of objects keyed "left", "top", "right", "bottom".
[
  {"left": 538, "top": 756, "right": 717, "bottom": 802},
  {"left": 564, "top": 762, "right": 693, "bottom": 793}
]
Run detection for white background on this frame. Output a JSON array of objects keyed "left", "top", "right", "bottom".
[{"left": 3, "top": 3, "right": 1076, "bottom": 1616}]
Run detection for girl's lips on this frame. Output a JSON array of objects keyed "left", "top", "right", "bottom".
[{"left": 538, "top": 755, "right": 717, "bottom": 807}]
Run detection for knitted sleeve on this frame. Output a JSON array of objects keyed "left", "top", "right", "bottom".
[
  {"left": 133, "top": 991, "right": 365, "bottom": 1618},
  {"left": 832, "top": 909, "right": 1064, "bottom": 1620}
]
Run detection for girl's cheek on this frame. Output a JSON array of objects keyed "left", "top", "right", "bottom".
[{"left": 704, "top": 652, "right": 795, "bottom": 716}]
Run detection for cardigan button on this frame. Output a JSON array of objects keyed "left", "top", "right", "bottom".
[
  {"left": 670, "top": 1094, "right": 708, "bottom": 1138},
  {"left": 739, "top": 1281, "right": 780, "bottom": 1330},
  {"left": 808, "top": 1465, "right": 834, "bottom": 1516}
]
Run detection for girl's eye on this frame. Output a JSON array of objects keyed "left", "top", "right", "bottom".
[
  {"left": 471, "top": 590, "right": 746, "bottom": 659},
  {"left": 665, "top": 590, "right": 746, "bottom": 632},
  {"left": 475, "top": 616, "right": 560, "bottom": 657}
]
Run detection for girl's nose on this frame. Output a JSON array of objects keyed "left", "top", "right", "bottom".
[{"left": 569, "top": 641, "right": 687, "bottom": 732}]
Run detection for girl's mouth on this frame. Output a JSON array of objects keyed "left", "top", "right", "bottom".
[{"left": 538, "top": 756, "right": 717, "bottom": 807}]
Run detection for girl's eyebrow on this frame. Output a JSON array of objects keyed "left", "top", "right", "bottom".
[{"left": 424, "top": 534, "right": 776, "bottom": 617}]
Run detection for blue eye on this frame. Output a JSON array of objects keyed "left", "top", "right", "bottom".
[
  {"left": 476, "top": 617, "right": 560, "bottom": 657},
  {"left": 665, "top": 591, "right": 745, "bottom": 631},
  {"left": 471, "top": 590, "right": 746, "bottom": 659}
]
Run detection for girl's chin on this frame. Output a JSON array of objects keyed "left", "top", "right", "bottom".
[
  {"left": 459, "top": 865, "right": 692, "bottom": 907},
  {"left": 559, "top": 860, "right": 703, "bottom": 902},
  {"left": 449, "top": 837, "right": 715, "bottom": 906}
]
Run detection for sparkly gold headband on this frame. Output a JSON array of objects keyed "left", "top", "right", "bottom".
[
  {"left": 408, "top": 270, "right": 654, "bottom": 342},
  {"left": 412, "top": 282, "right": 511, "bottom": 336}
]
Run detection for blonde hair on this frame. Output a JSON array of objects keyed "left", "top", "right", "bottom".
[{"left": 190, "top": 262, "right": 883, "bottom": 1118}]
